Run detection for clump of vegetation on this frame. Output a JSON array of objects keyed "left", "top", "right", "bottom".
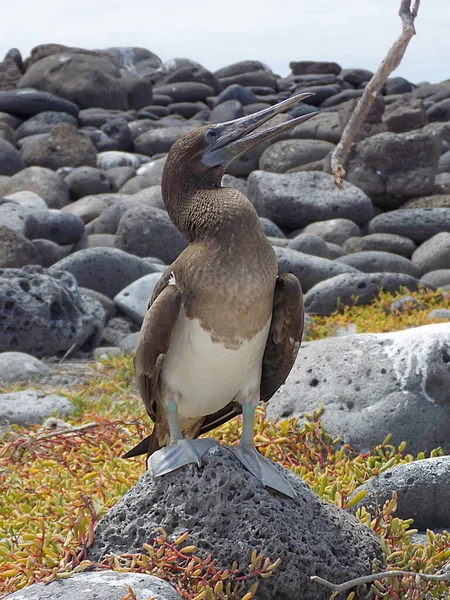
[
  {"left": 307, "top": 287, "right": 449, "bottom": 341},
  {"left": 0, "top": 288, "right": 449, "bottom": 599}
]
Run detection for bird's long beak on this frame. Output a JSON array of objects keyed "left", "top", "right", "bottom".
[{"left": 202, "top": 92, "right": 317, "bottom": 168}]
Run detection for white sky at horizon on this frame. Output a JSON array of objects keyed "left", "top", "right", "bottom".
[{"left": 1, "top": 0, "right": 449, "bottom": 84}]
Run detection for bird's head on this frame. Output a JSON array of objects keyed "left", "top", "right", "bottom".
[{"left": 163, "top": 92, "right": 317, "bottom": 188}]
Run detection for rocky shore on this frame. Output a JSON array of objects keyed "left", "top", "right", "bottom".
[{"left": 1, "top": 45, "right": 450, "bottom": 600}]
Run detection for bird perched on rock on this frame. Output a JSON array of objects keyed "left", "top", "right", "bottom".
[{"left": 124, "top": 93, "right": 316, "bottom": 497}]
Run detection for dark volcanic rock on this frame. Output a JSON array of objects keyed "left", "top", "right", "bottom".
[
  {"left": 343, "top": 233, "right": 417, "bottom": 258},
  {"left": 411, "top": 232, "right": 450, "bottom": 274},
  {"left": 383, "top": 95, "right": 427, "bottom": 133},
  {"left": 274, "top": 246, "right": 359, "bottom": 292},
  {"left": 304, "top": 272, "right": 422, "bottom": 316},
  {"left": 0, "top": 226, "right": 40, "bottom": 267},
  {"left": 5, "top": 571, "right": 181, "bottom": 600},
  {"left": 19, "top": 51, "right": 152, "bottom": 110},
  {"left": 351, "top": 456, "right": 450, "bottom": 531},
  {"left": 89, "top": 447, "right": 382, "bottom": 600},
  {"left": 115, "top": 206, "right": 188, "bottom": 263},
  {"left": 301, "top": 218, "right": 361, "bottom": 245},
  {"left": 64, "top": 167, "right": 116, "bottom": 199},
  {"left": 30, "top": 210, "right": 85, "bottom": 245},
  {"left": 20, "top": 123, "right": 97, "bottom": 169},
  {"left": 0, "top": 266, "right": 105, "bottom": 357},
  {"left": 49, "top": 248, "right": 157, "bottom": 298},
  {"left": 290, "top": 60, "right": 341, "bottom": 75},
  {"left": 247, "top": 171, "right": 373, "bottom": 229},
  {"left": 368, "top": 208, "right": 450, "bottom": 243},
  {"left": 1, "top": 166, "right": 69, "bottom": 208},
  {"left": 0, "top": 88, "right": 79, "bottom": 118},
  {"left": 209, "top": 100, "right": 244, "bottom": 123},
  {"left": 259, "top": 139, "right": 335, "bottom": 173},
  {"left": 336, "top": 251, "right": 420, "bottom": 277},
  {"left": 0, "top": 138, "right": 25, "bottom": 175},
  {"left": 16, "top": 111, "right": 78, "bottom": 140},
  {"left": 153, "top": 82, "right": 214, "bottom": 102},
  {"left": 267, "top": 324, "right": 450, "bottom": 454},
  {"left": 344, "top": 130, "right": 441, "bottom": 209},
  {"left": 385, "top": 76, "right": 413, "bottom": 95}
]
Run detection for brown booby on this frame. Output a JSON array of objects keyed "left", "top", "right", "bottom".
[{"left": 123, "top": 93, "right": 316, "bottom": 497}]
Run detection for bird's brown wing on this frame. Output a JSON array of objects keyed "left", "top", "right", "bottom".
[
  {"left": 260, "top": 273, "right": 304, "bottom": 403},
  {"left": 122, "top": 270, "right": 181, "bottom": 458}
]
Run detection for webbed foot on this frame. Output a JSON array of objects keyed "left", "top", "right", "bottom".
[
  {"left": 227, "top": 445, "right": 296, "bottom": 499},
  {"left": 148, "top": 438, "right": 219, "bottom": 477}
]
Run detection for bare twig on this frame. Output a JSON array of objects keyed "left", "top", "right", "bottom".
[
  {"left": 331, "top": 0, "right": 420, "bottom": 189},
  {"left": 33, "top": 422, "right": 98, "bottom": 440},
  {"left": 312, "top": 567, "right": 450, "bottom": 599}
]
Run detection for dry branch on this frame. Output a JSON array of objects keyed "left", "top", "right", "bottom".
[
  {"left": 331, "top": 0, "right": 420, "bottom": 189},
  {"left": 312, "top": 567, "right": 450, "bottom": 599}
]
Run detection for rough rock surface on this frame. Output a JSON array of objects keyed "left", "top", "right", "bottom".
[
  {"left": 267, "top": 323, "right": 450, "bottom": 453},
  {"left": 1, "top": 166, "right": 70, "bottom": 208},
  {"left": 247, "top": 171, "right": 373, "bottom": 229},
  {"left": 368, "top": 208, "right": 450, "bottom": 244},
  {"left": 0, "top": 266, "right": 105, "bottom": 356},
  {"left": 89, "top": 447, "right": 382, "bottom": 600},
  {"left": 113, "top": 273, "right": 162, "bottom": 324},
  {"left": 0, "top": 226, "right": 41, "bottom": 268},
  {"left": 49, "top": 248, "right": 158, "bottom": 298},
  {"left": 0, "top": 390, "right": 73, "bottom": 426},
  {"left": 0, "top": 352, "right": 51, "bottom": 385},
  {"left": 351, "top": 456, "right": 450, "bottom": 530},
  {"left": 345, "top": 129, "right": 440, "bottom": 209},
  {"left": 5, "top": 571, "right": 181, "bottom": 600},
  {"left": 304, "top": 272, "right": 422, "bottom": 316}
]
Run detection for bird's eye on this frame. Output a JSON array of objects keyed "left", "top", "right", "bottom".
[{"left": 206, "top": 129, "right": 218, "bottom": 142}]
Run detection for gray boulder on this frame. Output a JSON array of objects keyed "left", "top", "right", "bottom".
[
  {"left": 0, "top": 88, "right": 79, "bottom": 118},
  {"left": 115, "top": 206, "right": 188, "bottom": 263},
  {"left": 276, "top": 111, "right": 341, "bottom": 144},
  {"left": 0, "top": 166, "right": 70, "bottom": 208},
  {"left": 89, "top": 447, "right": 382, "bottom": 600},
  {"left": 383, "top": 95, "right": 427, "bottom": 133},
  {"left": 304, "top": 272, "right": 421, "bottom": 316},
  {"left": 15, "top": 111, "right": 78, "bottom": 140},
  {"left": 100, "top": 316, "right": 138, "bottom": 347},
  {"left": 336, "top": 251, "right": 420, "bottom": 277},
  {"left": 0, "top": 202, "right": 36, "bottom": 237},
  {"left": 439, "top": 150, "right": 450, "bottom": 173},
  {"left": 31, "top": 239, "right": 66, "bottom": 268},
  {"left": 97, "top": 150, "right": 141, "bottom": 170},
  {"left": 288, "top": 233, "right": 331, "bottom": 258},
  {"left": 268, "top": 323, "right": 450, "bottom": 453},
  {"left": 21, "top": 123, "right": 97, "bottom": 170},
  {"left": 302, "top": 218, "right": 361, "bottom": 245},
  {"left": 0, "top": 226, "right": 40, "bottom": 268},
  {"left": 0, "top": 390, "right": 72, "bottom": 426},
  {"left": 5, "top": 571, "right": 180, "bottom": 600},
  {"left": 3, "top": 190, "right": 48, "bottom": 211},
  {"left": 412, "top": 232, "right": 450, "bottom": 274},
  {"left": 0, "top": 138, "right": 26, "bottom": 175},
  {"left": 344, "top": 129, "right": 441, "bottom": 209},
  {"left": 259, "top": 139, "right": 335, "bottom": 173},
  {"left": 402, "top": 194, "right": 450, "bottom": 209},
  {"left": 0, "top": 352, "right": 51, "bottom": 386},
  {"left": 275, "top": 247, "right": 359, "bottom": 292},
  {"left": 114, "top": 273, "right": 162, "bottom": 324},
  {"left": 0, "top": 267, "right": 105, "bottom": 357},
  {"left": 49, "top": 248, "right": 159, "bottom": 298},
  {"left": 350, "top": 457, "right": 450, "bottom": 531},
  {"left": 343, "top": 233, "right": 416, "bottom": 258},
  {"left": 18, "top": 50, "right": 152, "bottom": 110},
  {"left": 247, "top": 171, "right": 373, "bottom": 229},
  {"left": 421, "top": 269, "right": 450, "bottom": 288},
  {"left": 30, "top": 209, "right": 85, "bottom": 245},
  {"left": 133, "top": 124, "right": 200, "bottom": 156},
  {"left": 64, "top": 166, "right": 116, "bottom": 199},
  {"left": 62, "top": 193, "right": 123, "bottom": 224},
  {"left": 368, "top": 208, "right": 450, "bottom": 243}
]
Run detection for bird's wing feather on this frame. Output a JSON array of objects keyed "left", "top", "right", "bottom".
[
  {"left": 260, "top": 273, "right": 304, "bottom": 403},
  {"left": 134, "top": 272, "right": 181, "bottom": 421}
]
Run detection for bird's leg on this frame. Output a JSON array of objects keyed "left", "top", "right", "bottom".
[
  {"left": 148, "top": 400, "right": 218, "bottom": 477},
  {"left": 227, "top": 403, "right": 296, "bottom": 499}
]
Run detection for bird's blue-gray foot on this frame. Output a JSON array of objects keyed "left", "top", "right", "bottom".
[
  {"left": 148, "top": 438, "right": 219, "bottom": 477},
  {"left": 227, "top": 404, "right": 296, "bottom": 499},
  {"left": 227, "top": 444, "right": 296, "bottom": 499}
]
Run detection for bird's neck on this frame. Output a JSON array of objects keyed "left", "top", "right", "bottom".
[{"left": 163, "top": 171, "right": 264, "bottom": 248}]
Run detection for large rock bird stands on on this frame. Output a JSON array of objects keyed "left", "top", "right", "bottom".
[{"left": 123, "top": 93, "right": 316, "bottom": 496}]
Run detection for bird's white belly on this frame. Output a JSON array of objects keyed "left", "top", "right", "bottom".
[{"left": 160, "top": 310, "right": 270, "bottom": 418}]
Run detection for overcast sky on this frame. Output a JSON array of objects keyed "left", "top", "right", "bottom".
[{"left": 2, "top": 0, "right": 449, "bottom": 83}]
